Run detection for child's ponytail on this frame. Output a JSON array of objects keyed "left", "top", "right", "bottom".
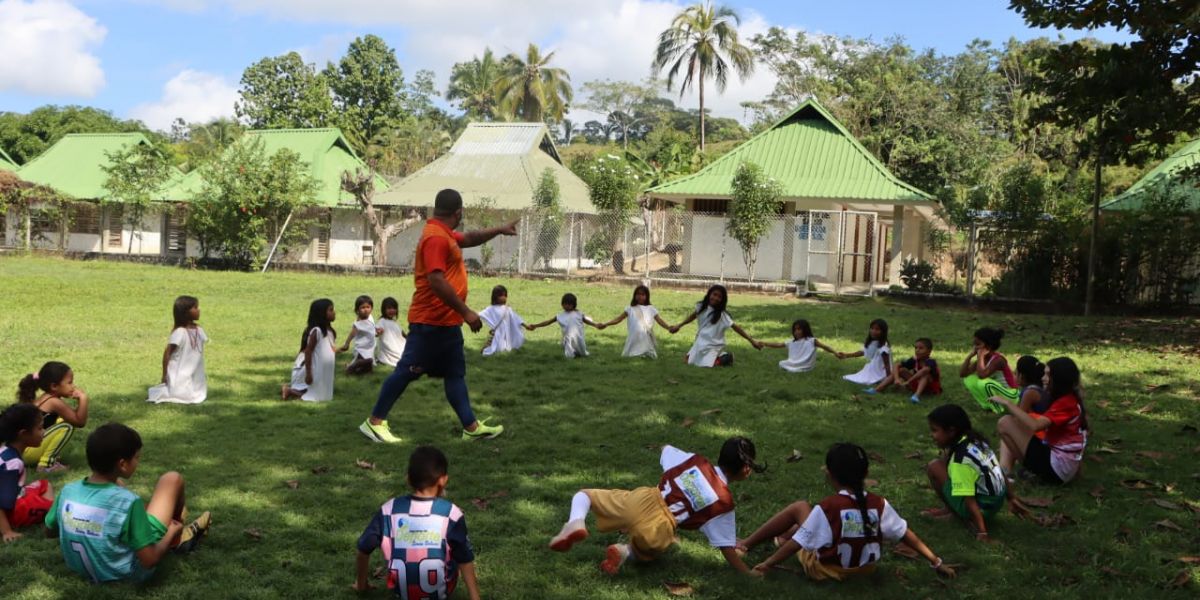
[
  {"left": 717, "top": 436, "right": 767, "bottom": 475},
  {"left": 826, "top": 442, "right": 875, "bottom": 537},
  {"left": 16, "top": 361, "right": 71, "bottom": 403}
]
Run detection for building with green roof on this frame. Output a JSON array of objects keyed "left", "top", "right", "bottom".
[
  {"left": 1102, "top": 138, "right": 1200, "bottom": 213},
  {"left": 646, "top": 100, "right": 942, "bottom": 291}
]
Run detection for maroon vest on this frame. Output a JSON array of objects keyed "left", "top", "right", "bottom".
[
  {"left": 657, "top": 454, "right": 735, "bottom": 530},
  {"left": 817, "top": 492, "right": 888, "bottom": 568}
]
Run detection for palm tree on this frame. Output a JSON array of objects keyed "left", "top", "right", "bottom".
[
  {"left": 447, "top": 48, "right": 501, "bottom": 120},
  {"left": 496, "top": 43, "right": 573, "bottom": 122},
  {"left": 652, "top": 2, "right": 754, "bottom": 150}
]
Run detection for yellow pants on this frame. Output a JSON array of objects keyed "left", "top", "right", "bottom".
[
  {"left": 797, "top": 549, "right": 877, "bottom": 581},
  {"left": 584, "top": 487, "right": 677, "bottom": 560},
  {"left": 22, "top": 420, "right": 73, "bottom": 469}
]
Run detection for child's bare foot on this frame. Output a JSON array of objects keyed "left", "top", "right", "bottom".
[
  {"left": 281, "top": 385, "right": 290, "bottom": 400},
  {"left": 920, "top": 507, "right": 953, "bottom": 519}
]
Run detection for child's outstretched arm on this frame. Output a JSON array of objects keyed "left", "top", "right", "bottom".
[
  {"left": 730, "top": 324, "right": 762, "bottom": 350},
  {"left": 899, "top": 528, "right": 956, "bottom": 578},
  {"left": 753, "top": 538, "right": 801, "bottom": 574},
  {"left": 0, "top": 510, "right": 20, "bottom": 543},
  {"left": 719, "top": 546, "right": 759, "bottom": 575},
  {"left": 760, "top": 341, "right": 787, "bottom": 349},
  {"left": 525, "top": 317, "right": 557, "bottom": 331},
  {"left": 603, "top": 312, "right": 628, "bottom": 327},
  {"left": 337, "top": 327, "right": 357, "bottom": 353},
  {"left": 814, "top": 339, "right": 838, "bottom": 354},
  {"left": 654, "top": 314, "right": 672, "bottom": 329},
  {"left": 161, "top": 343, "right": 177, "bottom": 384},
  {"left": 352, "top": 549, "right": 374, "bottom": 592},
  {"left": 669, "top": 310, "right": 699, "bottom": 334},
  {"left": 459, "top": 562, "right": 482, "bottom": 600},
  {"left": 583, "top": 316, "right": 606, "bottom": 330}
]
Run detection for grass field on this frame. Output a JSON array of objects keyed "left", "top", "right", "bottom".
[{"left": 0, "top": 255, "right": 1197, "bottom": 599}]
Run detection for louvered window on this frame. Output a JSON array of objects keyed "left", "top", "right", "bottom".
[
  {"left": 106, "top": 206, "right": 124, "bottom": 248},
  {"left": 71, "top": 203, "right": 101, "bottom": 234}
]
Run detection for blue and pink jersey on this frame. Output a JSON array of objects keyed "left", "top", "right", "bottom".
[{"left": 357, "top": 495, "right": 474, "bottom": 600}]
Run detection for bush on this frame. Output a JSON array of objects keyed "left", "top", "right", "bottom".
[{"left": 899, "top": 258, "right": 939, "bottom": 292}]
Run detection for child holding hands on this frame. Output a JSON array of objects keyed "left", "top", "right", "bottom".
[{"left": 760, "top": 319, "right": 837, "bottom": 373}]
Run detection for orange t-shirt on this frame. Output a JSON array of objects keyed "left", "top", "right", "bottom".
[{"left": 409, "top": 219, "right": 468, "bottom": 327}]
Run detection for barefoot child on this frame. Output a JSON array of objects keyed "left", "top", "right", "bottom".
[
  {"left": 959, "top": 327, "right": 1018, "bottom": 413},
  {"left": 45, "top": 423, "right": 211, "bottom": 582},
  {"left": 669, "top": 284, "right": 762, "bottom": 367},
  {"left": 548, "top": 437, "right": 765, "bottom": 575},
  {"left": 760, "top": 319, "right": 837, "bottom": 373},
  {"left": 841, "top": 319, "right": 891, "bottom": 390},
  {"left": 738, "top": 443, "right": 955, "bottom": 581},
  {"left": 478, "top": 285, "right": 526, "bottom": 356},
  {"left": 149, "top": 295, "right": 208, "bottom": 404},
  {"left": 873, "top": 338, "right": 941, "bottom": 403},
  {"left": 995, "top": 357, "right": 1088, "bottom": 486},
  {"left": 602, "top": 285, "right": 672, "bottom": 359},
  {"left": 375, "top": 297, "right": 406, "bottom": 368},
  {"left": 283, "top": 299, "right": 337, "bottom": 401},
  {"left": 526, "top": 293, "right": 605, "bottom": 358},
  {"left": 924, "top": 404, "right": 1012, "bottom": 540},
  {"left": 18, "top": 361, "right": 89, "bottom": 472},
  {"left": 339, "top": 295, "right": 378, "bottom": 375},
  {"left": 354, "top": 446, "right": 481, "bottom": 600},
  {"left": 0, "top": 404, "right": 55, "bottom": 541}
]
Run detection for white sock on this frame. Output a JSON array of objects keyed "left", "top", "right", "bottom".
[{"left": 568, "top": 491, "right": 591, "bottom": 523}]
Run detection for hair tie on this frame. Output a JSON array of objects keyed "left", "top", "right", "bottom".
[{"left": 31, "top": 372, "right": 39, "bottom": 381}]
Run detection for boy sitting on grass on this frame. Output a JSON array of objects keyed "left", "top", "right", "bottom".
[
  {"left": 354, "top": 446, "right": 480, "bottom": 600},
  {"left": 45, "top": 423, "right": 211, "bottom": 583}
]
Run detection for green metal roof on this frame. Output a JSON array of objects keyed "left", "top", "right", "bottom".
[
  {"left": 0, "top": 147, "right": 17, "bottom": 172},
  {"left": 374, "top": 123, "right": 594, "bottom": 214},
  {"left": 1101, "top": 138, "right": 1200, "bottom": 212},
  {"left": 15, "top": 133, "right": 160, "bottom": 200},
  {"left": 169, "top": 128, "right": 387, "bottom": 207},
  {"left": 647, "top": 99, "right": 933, "bottom": 203}
]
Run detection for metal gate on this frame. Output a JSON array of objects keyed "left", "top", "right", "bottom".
[{"left": 804, "top": 210, "right": 877, "bottom": 297}]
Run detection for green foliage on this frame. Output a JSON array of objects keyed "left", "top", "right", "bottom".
[
  {"left": 726, "top": 161, "right": 783, "bottom": 280},
  {"left": 176, "top": 118, "right": 244, "bottom": 172},
  {"left": 580, "top": 79, "right": 661, "bottom": 148},
  {"left": 324, "top": 35, "right": 406, "bottom": 149},
  {"left": 574, "top": 153, "right": 641, "bottom": 272},
  {"left": 532, "top": 168, "right": 563, "bottom": 268},
  {"left": 466, "top": 196, "right": 518, "bottom": 270},
  {"left": 0, "top": 171, "right": 67, "bottom": 250},
  {"left": 447, "top": 49, "right": 502, "bottom": 120},
  {"left": 236, "top": 52, "right": 337, "bottom": 131},
  {"left": 899, "top": 258, "right": 938, "bottom": 292},
  {"left": 101, "top": 143, "right": 173, "bottom": 252},
  {"left": 187, "top": 138, "right": 319, "bottom": 269},
  {"left": 0, "top": 106, "right": 153, "bottom": 165},
  {"left": 496, "top": 44, "right": 573, "bottom": 123}
]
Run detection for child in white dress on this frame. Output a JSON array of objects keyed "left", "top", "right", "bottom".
[
  {"left": 283, "top": 299, "right": 337, "bottom": 402},
  {"left": 668, "top": 284, "right": 762, "bottom": 367},
  {"left": 479, "top": 285, "right": 526, "bottom": 356},
  {"left": 339, "top": 295, "right": 379, "bottom": 375},
  {"left": 375, "top": 296, "right": 406, "bottom": 368},
  {"left": 527, "top": 293, "right": 605, "bottom": 358},
  {"left": 148, "top": 295, "right": 208, "bottom": 404},
  {"left": 761, "top": 319, "right": 838, "bottom": 373},
  {"left": 839, "top": 318, "right": 892, "bottom": 388},
  {"left": 602, "top": 285, "right": 672, "bottom": 358}
]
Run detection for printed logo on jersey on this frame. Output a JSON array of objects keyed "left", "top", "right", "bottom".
[
  {"left": 838, "top": 509, "right": 880, "bottom": 539},
  {"left": 673, "top": 466, "right": 719, "bottom": 511},
  {"left": 390, "top": 515, "right": 445, "bottom": 549},
  {"left": 62, "top": 502, "right": 108, "bottom": 539}
]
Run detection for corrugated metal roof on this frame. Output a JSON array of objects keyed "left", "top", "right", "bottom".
[
  {"left": 646, "top": 99, "right": 933, "bottom": 204},
  {"left": 1102, "top": 138, "right": 1200, "bottom": 212},
  {"left": 374, "top": 122, "right": 591, "bottom": 213},
  {"left": 0, "top": 147, "right": 17, "bottom": 172},
  {"left": 15, "top": 133, "right": 166, "bottom": 200}
]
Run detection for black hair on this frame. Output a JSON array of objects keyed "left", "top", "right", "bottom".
[
  {"left": 825, "top": 443, "right": 875, "bottom": 537},
  {"left": 17, "top": 361, "right": 71, "bottom": 403},
  {"left": 927, "top": 403, "right": 989, "bottom": 448},
  {"left": 717, "top": 436, "right": 766, "bottom": 475},
  {"left": 1046, "top": 357, "right": 1088, "bottom": 430},
  {"left": 0, "top": 403, "right": 42, "bottom": 444},
  {"left": 699, "top": 284, "right": 728, "bottom": 325},
  {"left": 865, "top": 318, "right": 889, "bottom": 348},
  {"left": 561, "top": 293, "right": 578, "bottom": 311},
  {"left": 1015, "top": 355, "right": 1044, "bottom": 386},
  {"left": 173, "top": 295, "right": 199, "bottom": 329},
  {"left": 354, "top": 295, "right": 374, "bottom": 312},
  {"left": 381, "top": 297, "right": 399, "bottom": 318},
  {"left": 915, "top": 337, "right": 933, "bottom": 350},
  {"left": 300, "top": 299, "right": 336, "bottom": 352},
  {"left": 630, "top": 284, "right": 651, "bottom": 306},
  {"left": 973, "top": 327, "right": 1004, "bottom": 351},
  {"left": 792, "top": 319, "right": 813, "bottom": 339},
  {"left": 408, "top": 445, "right": 449, "bottom": 490},
  {"left": 86, "top": 423, "right": 143, "bottom": 475},
  {"left": 491, "top": 285, "right": 508, "bottom": 306},
  {"left": 434, "top": 189, "right": 464, "bottom": 217}
]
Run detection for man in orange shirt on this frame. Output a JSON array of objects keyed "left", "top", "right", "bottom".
[{"left": 360, "top": 189, "right": 516, "bottom": 443}]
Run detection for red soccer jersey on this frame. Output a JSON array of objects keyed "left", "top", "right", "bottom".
[{"left": 658, "top": 454, "right": 735, "bottom": 530}]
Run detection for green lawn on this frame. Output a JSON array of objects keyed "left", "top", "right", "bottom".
[{"left": 0, "top": 255, "right": 1197, "bottom": 599}]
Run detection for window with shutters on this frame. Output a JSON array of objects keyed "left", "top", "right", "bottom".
[
  {"left": 106, "top": 206, "right": 124, "bottom": 248},
  {"left": 30, "top": 209, "right": 57, "bottom": 241},
  {"left": 71, "top": 203, "right": 102, "bottom": 234},
  {"left": 315, "top": 227, "right": 330, "bottom": 261},
  {"left": 164, "top": 207, "right": 186, "bottom": 256},
  {"left": 691, "top": 199, "right": 728, "bottom": 215}
]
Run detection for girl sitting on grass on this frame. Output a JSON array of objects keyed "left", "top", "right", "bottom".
[
  {"left": 760, "top": 319, "right": 838, "bottom": 373},
  {"left": 283, "top": 299, "right": 337, "bottom": 402},
  {"left": 526, "top": 293, "right": 605, "bottom": 358},
  {"left": 839, "top": 319, "right": 891, "bottom": 390},
  {"left": 959, "top": 327, "right": 1017, "bottom": 413},
  {"left": 375, "top": 297, "right": 406, "bottom": 368},
  {"left": 148, "top": 295, "right": 208, "bottom": 405},
  {"left": 994, "top": 357, "right": 1088, "bottom": 486},
  {"left": 17, "top": 361, "right": 89, "bottom": 472},
  {"left": 923, "top": 404, "right": 1020, "bottom": 540},
  {"left": 669, "top": 284, "right": 762, "bottom": 367},
  {"left": 338, "top": 295, "right": 379, "bottom": 376},
  {"left": 1014, "top": 355, "right": 1048, "bottom": 414},
  {"left": 602, "top": 285, "right": 672, "bottom": 359},
  {"left": 479, "top": 285, "right": 527, "bottom": 356},
  {"left": 738, "top": 443, "right": 955, "bottom": 581}
]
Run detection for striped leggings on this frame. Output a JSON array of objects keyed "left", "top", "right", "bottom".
[{"left": 23, "top": 421, "right": 74, "bottom": 469}]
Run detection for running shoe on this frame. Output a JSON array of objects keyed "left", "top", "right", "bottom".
[
  {"left": 360, "top": 420, "right": 402, "bottom": 444},
  {"left": 549, "top": 519, "right": 588, "bottom": 552},
  {"left": 600, "top": 544, "right": 630, "bottom": 575},
  {"left": 461, "top": 418, "right": 503, "bottom": 440},
  {"left": 174, "top": 511, "right": 212, "bottom": 554}
]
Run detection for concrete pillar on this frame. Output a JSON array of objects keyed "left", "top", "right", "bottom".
[{"left": 888, "top": 205, "right": 905, "bottom": 285}]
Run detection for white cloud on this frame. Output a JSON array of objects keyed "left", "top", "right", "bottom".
[
  {"left": 0, "top": 0, "right": 106, "bottom": 97},
  {"left": 128, "top": 69, "right": 238, "bottom": 131}
]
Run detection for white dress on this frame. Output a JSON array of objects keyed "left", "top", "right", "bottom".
[
  {"left": 289, "top": 327, "right": 336, "bottom": 402},
  {"left": 350, "top": 317, "right": 377, "bottom": 361},
  {"left": 556, "top": 311, "right": 591, "bottom": 358},
  {"left": 622, "top": 305, "right": 659, "bottom": 358},
  {"left": 479, "top": 305, "right": 526, "bottom": 356},
  {"left": 376, "top": 319, "right": 406, "bottom": 367},
  {"left": 843, "top": 341, "right": 891, "bottom": 385},
  {"left": 686, "top": 305, "right": 734, "bottom": 367},
  {"left": 779, "top": 337, "right": 817, "bottom": 373},
  {"left": 148, "top": 326, "right": 208, "bottom": 404}
]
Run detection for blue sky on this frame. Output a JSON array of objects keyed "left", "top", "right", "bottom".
[{"left": 0, "top": 0, "right": 1133, "bottom": 132}]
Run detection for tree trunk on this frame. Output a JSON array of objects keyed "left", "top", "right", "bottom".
[
  {"left": 699, "top": 65, "right": 706, "bottom": 151},
  {"left": 1085, "top": 143, "right": 1103, "bottom": 317}
]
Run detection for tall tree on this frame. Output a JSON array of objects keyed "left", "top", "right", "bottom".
[
  {"left": 0, "top": 106, "right": 151, "bottom": 164},
  {"left": 652, "top": 1, "right": 754, "bottom": 150},
  {"left": 727, "top": 161, "right": 783, "bottom": 281},
  {"left": 581, "top": 79, "right": 661, "bottom": 149},
  {"left": 341, "top": 169, "right": 422, "bottom": 266},
  {"left": 236, "top": 52, "right": 337, "bottom": 130},
  {"left": 324, "top": 35, "right": 406, "bottom": 150},
  {"left": 496, "top": 43, "right": 573, "bottom": 122},
  {"left": 101, "top": 142, "right": 174, "bottom": 254},
  {"left": 447, "top": 49, "right": 502, "bottom": 120}
]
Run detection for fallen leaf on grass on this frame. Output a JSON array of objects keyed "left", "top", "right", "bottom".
[
  {"left": 663, "top": 581, "right": 695, "bottom": 596},
  {"left": 1033, "top": 513, "right": 1075, "bottom": 528},
  {"left": 892, "top": 543, "right": 919, "bottom": 559},
  {"left": 1099, "top": 566, "right": 1123, "bottom": 578},
  {"left": 1136, "top": 450, "right": 1168, "bottom": 460},
  {"left": 489, "top": 490, "right": 509, "bottom": 499},
  {"left": 894, "top": 416, "right": 908, "bottom": 423},
  {"left": 904, "top": 451, "right": 923, "bottom": 460},
  {"left": 1018, "top": 496, "right": 1055, "bottom": 508},
  {"left": 1115, "top": 526, "right": 1133, "bottom": 544},
  {"left": 1097, "top": 400, "right": 1111, "bottom": 409},
  {"left": 1136, "top": 403, "right": 1157, "bottom": 415},
  {"left": 311, "top": 466, "right": 331, "bottom": 475},
  {"left": 471, "top": 498, "right": 489, "bottom": 510},
  {"left": 1167, "top": 568, "right": 1192, "bottom": 589},
  {"left": 1176, "top": 556, "right": 1200, "bottom": 565},
  {"left": 1089, "top": 485, "right": 1105, "bottom": 499},
  {"left": 1145, "top": 384, "right": 1170, "bottom": 393},
  {"left": 868, "top": 451, "right": 887, "bottom": 464},
  {"left": 284, "top": 480, "right": 300, "bottom": 490},
  {"left": 786, "top": 449, "right": 804, "bottom": 463},
  {"left": 700, "top": 408, "right": 722, "bottom": 416},
  {"left": 1151, "top": 499, "right": 1183, "bottom": 511},
  {"left": 355, "top": 459, "right": 376, "bottom": 470},
  {"left": 681, "top": 417, "right": 696, "bottom": 428},
  {"left": 667, "top": 379, "right": 680, "bottom": 385},
  {"left": 865, "top": 478, "right": 879, "bottom": 488},
  {"left": 1121, "top": 478, "right": 1160, "bottom": 491},
  {"left": 1153, "top": 519, "right": 1184, "bottom": 532},
  {"left": 1097, "top": 446, "right": 1121, "bottom": 454},
  {"left": 892, "top": 567, "right": 909, "bottom": 583},
  {"left": 244, "top": 528, "right": 263, "bottom": 541}
]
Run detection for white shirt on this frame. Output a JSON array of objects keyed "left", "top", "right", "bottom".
[
  {"left": 556, "top": 311, "right": 592, "bottom": 358},
  {"left": 843, "top": 341, "right": 891, "bottom": 385},
  {"left": 376, "top": 319, "right": 405, "bottom": 367},
  {"left": 150, "top": 326, "right": 208, "bottom": 404},
  {"left": 792, "top": 490, "right": 908, "bottom": 568},
  {"left": 687, "top": 305, "right": 734, "bottom": 367},
  {"left": 779, "top": 337, "right": 817, "bottom": 373},
  {"left": 351, "top": 317, "right": 377, "bottom": 360},
  {"left": 479, "top": 304, "right": 526, "bottom": 356},
  {"left": 622, "top": 305, "right": 659, "bottom": 358},
  {"left": 659, "top": 445, "right": 736, "bottom": 548}
]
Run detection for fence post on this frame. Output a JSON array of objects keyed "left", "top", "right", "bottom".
[
  {"left": 643, "top": 211, "right": 651, "bottom": 285},
  {"left": 966, "top": 220, "right": 977, "bottom": 302},
  {"left": 566, "top": 213, "right": 575, "bottom": 275},
  {"left": 517, "top": 213, "right": 525, "bottom": 274},
  {"left": 719, "top": 216, "right": 727, "bottom": 284}
]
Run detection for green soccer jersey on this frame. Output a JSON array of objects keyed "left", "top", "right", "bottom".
[
  {"left": 947, "top": 437, "right": 1006, "bottom": 498},
  {"left": 45, "top": 479, "right": 164, "bottom": 583}
]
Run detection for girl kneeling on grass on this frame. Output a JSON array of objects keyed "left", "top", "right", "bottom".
[
  {"left": 478, "top": 285, "right": 527, "bottom": 356},
  {"left": 526, "top": 293, "right": 605, "bottom": 358},
  {"left": 283, "top": 299, "right": 337, "bottom": 402},
  {"left": 669, "top": 284, "right": 762, "bottom": 367},
  {"left": 738, "top": 443, "right": 955, "bottom": 581},
  {"left": 760, "top": 319, "right": 838, "bottom": 373},
  {"left": 602, "top": 285, "right": 672, "bottom": 359},
  {"left": 148, "top": 295, "right": 208, "bottom": 405},
  {"left": 18, "top": 361, "right": 89, "bottom": 472},
  {"left": 994, "top": 357, "right": 1088, "bottom": 486}
]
